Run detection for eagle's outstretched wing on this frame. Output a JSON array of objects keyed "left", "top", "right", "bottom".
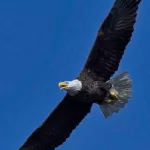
[
  {"left": 19, "top": 94, "right": 92, "bottom": 150},
  {"left": 82, "top": 0, "right": 141, "bottom": 82}
]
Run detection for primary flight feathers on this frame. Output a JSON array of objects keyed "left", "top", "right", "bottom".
[{"left": 19, "top": 0, "right": 142, "bottom": 150}]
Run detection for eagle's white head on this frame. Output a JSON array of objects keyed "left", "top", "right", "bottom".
[{"left": 58, "top": 79, "right": 82, "bottom": 96}]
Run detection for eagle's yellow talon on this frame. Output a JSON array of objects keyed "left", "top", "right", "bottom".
[
  {"left": 110, "top": 88, "right": 119, "bottom": 99},
  {"left": 105, "top": 99, "right": 113, "bottom": 104},
  {"left": 104, "top": 88, "right": 119, "bottom": 104},
  {"left": 110, "top": 91, "right": 118, "bottom": 99}
]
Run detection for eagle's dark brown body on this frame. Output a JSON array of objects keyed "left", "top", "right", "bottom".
[{"left": 77, "top": 69, "right": 111, "bottom": 103}]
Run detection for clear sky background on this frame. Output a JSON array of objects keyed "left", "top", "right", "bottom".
[{"left": 0, "top": 0, "right": 149, "bottom": 150}]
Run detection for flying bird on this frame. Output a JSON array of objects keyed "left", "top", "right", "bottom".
[{"left": 19, "top": 0, "right": 141, "bottom": 149}]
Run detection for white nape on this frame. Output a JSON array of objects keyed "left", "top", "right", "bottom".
[{"left": 65, "top": 79, "right": 82, "bottom": 96}]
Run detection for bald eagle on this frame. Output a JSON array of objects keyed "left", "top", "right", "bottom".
[{"left": 19, "top": 0, "right": 141, "bottom": 149}]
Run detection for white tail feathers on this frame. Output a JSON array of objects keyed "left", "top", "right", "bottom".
[{"left": 100, "top": 71, "right": 132, "bottom": 118}]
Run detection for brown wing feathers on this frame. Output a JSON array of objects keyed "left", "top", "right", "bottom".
[
  {"left": 19, "top": 95, "right": 92, "bottom": 150},
  {"left": 84, "top": 0, "right": 141, "bottom": 82}
]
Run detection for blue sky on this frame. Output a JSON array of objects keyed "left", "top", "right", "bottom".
[{"left": 0, "top": 0, "right": 149, "bottom": 150}]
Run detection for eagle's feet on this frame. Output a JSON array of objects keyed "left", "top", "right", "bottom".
[{"left": 104, "top": 86, "right": 119, "bottom": 104}]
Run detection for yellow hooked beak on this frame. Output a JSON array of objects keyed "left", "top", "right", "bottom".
[{"left": 58, "top": 82, "right": 68, "bottom": 90}]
